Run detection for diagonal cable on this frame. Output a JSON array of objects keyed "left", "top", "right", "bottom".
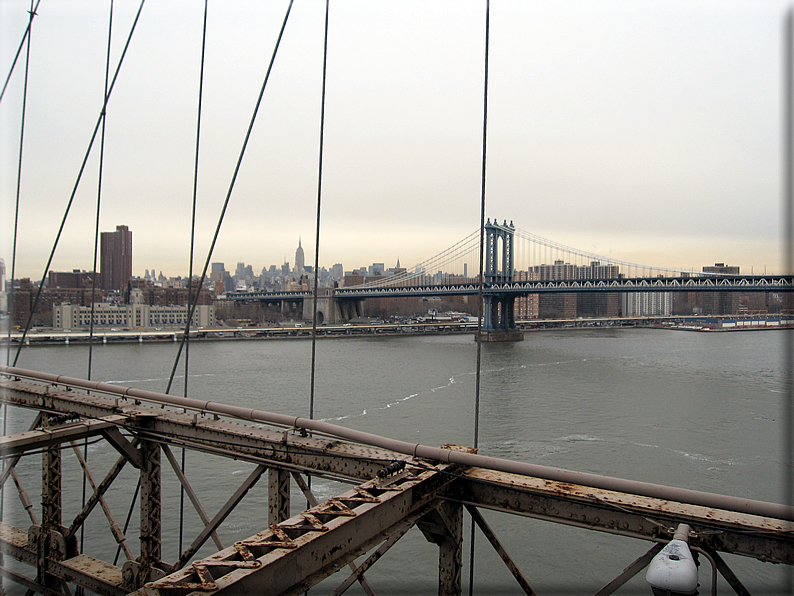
[
  {"left": 470, "top": 1, "right": 491, "bottom": 594},
  {"left": 309, "top": 0, "right": 331, "bottom": 421},
  {"left": 177, "top": 0, "right": 210, "bottom": 559},
  {"left": 12, "top": 0, "right": 147, "bottom": 367},
  {"left": 0, "top": 0, "right": 41, "bottom": 105},
  {"left": 81, "top": 0, "right": 115, "bottom": 557},
  {"left": 166, "top": 0, "right": 295, "bottom": 394},
  {"left": 2, "top": 0, "right": 37, "bottom": 558}
]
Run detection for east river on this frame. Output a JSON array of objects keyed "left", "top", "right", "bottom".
[{"left": 2, "top": 328, "right": 791, "bottom": 594}]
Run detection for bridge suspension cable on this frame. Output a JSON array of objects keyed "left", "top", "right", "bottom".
[
  {"left": 512, "top": 227, "right": 699, "bottom": 277},
  {"left": 345, "top": 229, "right": 481, "bottom": 289},
  {"left": 344, "top": 224, "right": 725, "bottom": 291}
]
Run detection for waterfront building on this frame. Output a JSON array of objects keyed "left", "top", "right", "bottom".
[
  {"left": 533, "top": 260, "right": 578, "bottom": 319},
  {"left": 577, "top": 261, "right": 620, "bottom": 317},
  {"left": 622, "top": 291, "right": 672, "bottom": 317},
  {"left": 702, "top": 262, "right": 740, "bottom": 315},
  {"left": 99, "top": 225, "right": 132, "bottom": 291},
  {"left": 53, "top": 289, "right": 214, "bottom": 330},
  {"left": 514, "top": 269, "right": 539, "bottom": 320}
]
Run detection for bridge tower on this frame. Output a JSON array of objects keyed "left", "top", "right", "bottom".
[{"left": 481, "top": 220, "right": 523, "bottom": 341}]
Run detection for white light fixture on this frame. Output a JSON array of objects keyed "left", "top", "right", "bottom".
[{"left": 646, "top": 524, "right": 698, "bottom": 595}]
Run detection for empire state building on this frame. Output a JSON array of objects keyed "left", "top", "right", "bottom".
[{"left": 295, "top": 238, "right": 305, "bottom": 275}]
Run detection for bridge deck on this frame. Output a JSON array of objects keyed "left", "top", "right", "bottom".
[{"left": 0, "top": 371, "right": 791, "bottom": 594}]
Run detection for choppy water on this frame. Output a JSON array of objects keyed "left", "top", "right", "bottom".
[{"left": 2, "top": 328, "right": 791, "bottom": 594}]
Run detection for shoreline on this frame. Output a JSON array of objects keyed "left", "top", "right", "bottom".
[{"left": 3, "top": 321, "right": 791, "bottom": 347}]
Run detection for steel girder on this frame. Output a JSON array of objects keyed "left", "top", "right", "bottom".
[
  {"left": 0, "top": 380, "right": 408, "bottom": 481},
  {"left": 1, "top": 378, "right": 793, "bottom": 596},
  {"left": 132, "top": 465, "right": 457, "bottom": 596},
  {"left": 451, "top": 468, "right": 794, "bottom": 566}
]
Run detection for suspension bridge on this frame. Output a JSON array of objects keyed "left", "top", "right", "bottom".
[
  {"left": 229, "top": 220, "right": 794, "bottom": 336},
  {"left": 0, "top": 1, "right": 792, "bottom": 595}
]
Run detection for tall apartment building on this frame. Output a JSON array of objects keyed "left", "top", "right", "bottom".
[
  {"left": 100, "top": 225, "right": 132, "bottom": 291},
  {"left": 49, "top": 270, "right": 95, "bottom": 289},
  {"left": 532, "top": 260, "right": 577, "bottom": 319},
  {"left": 622, "top": 292, "right": 672, "bottom": 317},
  {"left": 577, "top": 261, "right": 620, "bottom": 318},
  {"left": 514, "top": 269, "right": 539, "bottom": 320},
  {"left": 529, "top": 260, "right": 622, "bottom": 319},
  {"left": 701, "top": 263, "right": 740, "bottom": 315}
]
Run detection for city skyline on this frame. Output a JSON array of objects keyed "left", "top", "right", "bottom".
[
  {"left": 0, "top": 229, "right": 768, "bottom": 287},
  {"left": 1, "top": 1, "right": 789, "bottom": 280}
]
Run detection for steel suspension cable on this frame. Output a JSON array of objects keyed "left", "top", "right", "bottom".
[
  {"left": 309, "top": 0, "right": 330, "bottom": 422},
  {"left": 784, "top": 10, "right": 794, "bottom": 593},
  {"left": 165, "top": 0, "right": 295, "bottom": 394},
  {"left": 349, "top": 230, "right": 480, "bottom": 288},
  {"left": 470, "top": 1, "right": 490, "bottom": 594},
  {"left": 0, "top": 0, "right": 40, "bottom": 105},
  {"left": 177, "top": 0, "right": 209, "bottom": 560},
  {"left": 1, "top": 1, "right": 36, "bottom": 576},
  {"left": 11, "top": 0, "right": 147, "bottom": 367},
  {"left": 514, "top": 227, "right": 701, "bottom": 276},
  {"left": 81, "top": 0, "right": 115, "bottom": 558},
  {"left": 87, "top": 0, "right": 114, "bottom": 384},
  {"left": 5, "top": 1, "right": 36, "bottom": 365}
]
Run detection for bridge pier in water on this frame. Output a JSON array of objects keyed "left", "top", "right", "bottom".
[{"left": 479, "top": 220, "right": 523, "bottom": 342}]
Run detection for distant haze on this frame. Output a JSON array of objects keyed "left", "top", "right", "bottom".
[{"left": 0, "top": 0, "right": 788, "bottom": 280}]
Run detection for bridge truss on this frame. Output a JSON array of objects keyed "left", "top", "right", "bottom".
[{"left": 0, "top": 366, "right": 791, "bottom": 595}]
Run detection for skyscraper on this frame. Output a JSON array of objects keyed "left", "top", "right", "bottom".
[
  {"left": 294, "top": 238, "right": 305, "bottom": 275},
  {"left": 100, "top": 225, "right": 132, "bottom": 291}
]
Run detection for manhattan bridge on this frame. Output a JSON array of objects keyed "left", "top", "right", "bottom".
[{"left": 231, "top": 219, "right": 794, "bottom": 336}]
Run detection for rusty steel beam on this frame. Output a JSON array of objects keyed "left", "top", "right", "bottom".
[
  {"left": 11, "top": 468, "right": 39, "bottom": 526},
  {"left": 0, "top": 411, "right": 42, "bottom": 493},
  {"left": 452, "top": 468, "right": 794, "bottom": 565},
  {"left": 100, "top": 427, "right": 143, "bottom": 470},
  {"left": 435, "top": 500, "right": 463, "bottom": 596},
  {"left": 41, "top": 413, "right": 63, "bottom": 593},
  {"left": 0, "top": 521, "right": 37, "bottom": 565},
  {"left": 136, "top": 419, "right": 163, "bottom": 589},
  {"left": 65, "top": 444, "right": 135, "bottom": 543},
  {"left": 0, "top": 380, "right": 405, "bottom": 482},
  {"left": 4, "top": 367, "right": 793, "bottom": 523},
  {"left": 0, "top": 416, "right": 125, "bottom": 458},
  {"left": 465, "top": 505, "right": 536, "bottom": 595},
  {"left": 0, "top": 523, "right": 128, "bottom": 596},
  {"left": 174, "top": 465, "right": 266, "bottom": 571},
  {"left": 327, "top": 512, "right": 418, "bottom": 596},
  {"left": 268, "top": 467, "right": 290, "bottom": 526},
  {"left": 593, "top": 543, "right": 664, "bottom": 596},
  {"left": 704, "top": 548, "right": 752, "bottom": 596},
  {"left": 0, "top": 564, "right": 69, "bottom": 596},
  {"left": 161, "top": 445, "right": 223, "bottom": 552},
  {"left": 0, "top": 375, "right": 792, "bottom": 596},
  {"left": 70, "top": 442, "right": 134, "bottom": 562},
  {"left": 53, "top": 555, "right": 127, "bottom": 596},
  {"left": 135, "top": 464, "right": 455, "bottom": 596},
  {"left": 290, "top": 471, "right": 376, "bottom": 596}
]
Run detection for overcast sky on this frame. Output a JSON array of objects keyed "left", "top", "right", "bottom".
[{"left": 0, "top": 0, "right": 790, "bottom": 280}]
